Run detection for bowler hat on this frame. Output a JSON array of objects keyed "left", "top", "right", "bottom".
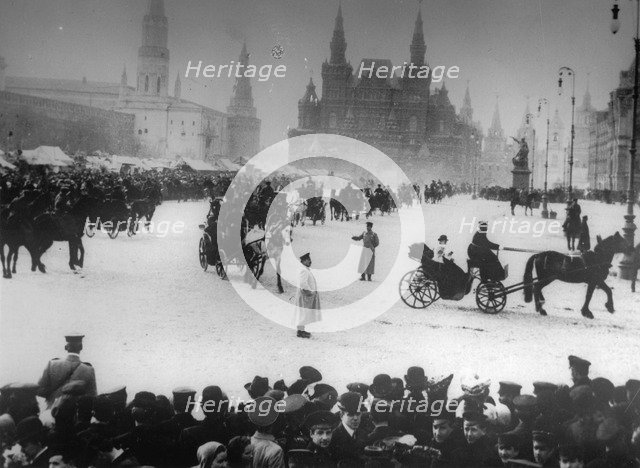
[
  {"left": 438, "top": 235, "right": 448, "bottom": 242},
  {"left": 369, "top": 374, "right": 393, "bottom": 399},
  {"left": 16, "top": 416, "right": 45, "bottom": 443},
  {"left": 337, "top": 391, "right": 364, "bottom": 414},
  {"left": 202, "top": 385, "right": 224, "bottom": 403},
  {"left": 404, "top": 366, "right": 428, "bottom": 390},
  {"left": 274, "top": 379, "right": 288, "bottom": 392},
  {"left": 244, "top": 376, "right": 271, "bottom": 399},
  {"left": 299, "top": 366, "right": 322, "bottom": 384}
]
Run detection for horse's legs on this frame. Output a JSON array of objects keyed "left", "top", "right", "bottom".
[
  {"left": 68, "top": 240, "right": 77, "bottom": 270},
  {"left": 11, "top": 247, "right": 18, "bottom": 273},
  {"left": 511, "top": 205, "right": 515, "bottom": 216},
  {"left": 0, "top": 243, "right": 8, "bottom": 278},
  {"left": 581, "top": 282, "right": 596, "bottom": 319},
  {"left": 77, "top": 238, "right": 85, "bottom": 268},
  {"left": 599, "top": 280, "right": 615, "bottom": 313}
]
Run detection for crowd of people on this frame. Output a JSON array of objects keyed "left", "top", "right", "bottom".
[{"left": 2, "top": 335, "right": 639, "bottom": 467}]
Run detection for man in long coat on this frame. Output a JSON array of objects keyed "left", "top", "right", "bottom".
[
  {"left": 294, "top": 252, "right": 321, "bottom": 339},
  {"left": 352, "top": 222, "right": 379, "bottom": 281}
]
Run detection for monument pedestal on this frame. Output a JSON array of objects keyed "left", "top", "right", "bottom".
[{"left": 512, "top": 168, "right": 531, "bottom": 191}]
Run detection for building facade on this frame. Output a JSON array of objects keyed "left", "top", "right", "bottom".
[
  {"left": 288, "top": 5, "right": 481, "bottom": 184},
  {"left": 588, "top": 60, "right": 640, "bottom": 192},
  {"left": 3, "top": 0, "right": 260, "bottom": 161}
]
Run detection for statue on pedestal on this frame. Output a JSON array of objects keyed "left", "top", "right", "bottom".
[{"left": 511, "top": 136, "right": 529, "bottom": 169}]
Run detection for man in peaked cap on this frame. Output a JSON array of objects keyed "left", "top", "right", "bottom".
[
  {"left": 308, "top": 383, "right": 338, "bottom": 411},
  {"left": 37, "top": 334, "right": 96, "bottom": 408},
  {"left": 352, "top": 221, "right": 379, "bottom": 281},
  {"left": 568, "top": 355, "right": 591, "bottom": 390},
  {"left": 330, "top": 392, "right": 367, "bottom": 464},
  {"left": 294, "top": 252, "right": 321, "bottom": 339}
]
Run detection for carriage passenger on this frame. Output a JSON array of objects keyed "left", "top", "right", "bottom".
[
  {"left": 435, "top": 235, "right": 453, "bottom": 263},
  {"left": 467, "top": 221, "right": 505, "bottom": 282}
]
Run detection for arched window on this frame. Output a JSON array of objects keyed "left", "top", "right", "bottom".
[
  {"left": 553, "top": 133, "right": 558, "bottom": 142},
  {"left": 144, "top": 75, "right": 149, "bottom": 92},
  {"left": 409, "top": 116, "right": 418, "bottom": 132},
  {"left": 157, "top": 76, "right": 161, "bottom": 94},
  {"left": 329, "top": 113, "right": 337, "bottom": 128}
]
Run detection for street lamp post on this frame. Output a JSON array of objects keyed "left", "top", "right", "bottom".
[
  {"left": 538, "top": 98, "right": 551, "bottom": 218},
  {"left": 611, "top": 0, "right": 639, "bottom": 282},
  {"left": 471, "top": 131, "right": 478, "bottom": 199},
  {"left": 525, "top": 112, "right": 536, "bottom": 191},
  {"left": 558, "top": 66, "right": 576, "bottom": 200}
]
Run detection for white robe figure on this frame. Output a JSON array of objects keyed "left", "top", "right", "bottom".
[{"left": 294, "top": 266, "right": 321, "bottom": 327}]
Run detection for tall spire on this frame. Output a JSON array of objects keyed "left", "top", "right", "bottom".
[
  {"left": 228, "top": 41, "right": 256, "bottom": 118},
  {"left": 330, "top": 3, "right": 347, "bottom": 64},
  {"left": 137, "top": 0, "right": 169, "bottom": 96},
  {"left": 174, "top": 71, "right": 181, "bottom": 100},
  {"left": 580, "top": 77, "right": 592, "bottom": 111},
  {"left": 489, "top": 98, "right": 503, "bottom": 137},
  {"left": 410, "top": 6, "right": 426, "bottom": 66}
]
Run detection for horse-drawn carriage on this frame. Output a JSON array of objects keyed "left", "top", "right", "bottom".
[
  {"left": 399, "top": 243, "right": 509, "bottom": 313},
  {"left": 198, "top": 198, "right": 267, "bottom": 286}
]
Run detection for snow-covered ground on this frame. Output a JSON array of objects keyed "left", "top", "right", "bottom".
[{"left": 1, "top": 196, "right": 639, "bottom": 404}]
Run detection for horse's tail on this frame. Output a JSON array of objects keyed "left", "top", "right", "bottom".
[{"left": 524, "top": 254, "right": 537, "bottom": 303}]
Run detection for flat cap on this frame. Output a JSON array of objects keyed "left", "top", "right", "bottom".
[
  {"left": 533, "top": 382, "right": 558, "bottom": 394},
  {"left": 513, "top": 395, "right": 538, "bottom": 411},
  {"left": 309, "top": 384, "right": 337, "bottom": 410},
  {"left": 299, "top": 366, "right": 322, "bottom": 384},
  {"left": 246, "top": 396, "right": 279, "bottom": 427},
  {"left": 498, "top": 381, "right": 522, "bottom": 395},
  {"left": 304, "top": 410, "right": 339, "bottom": 430}
]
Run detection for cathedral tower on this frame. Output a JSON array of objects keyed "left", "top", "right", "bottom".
[
  {"left": 137, "top": 0, "right": 169, "bottom": 97},
  {"left": 227, "top": 42, "right": 261, "bottom": 161}
]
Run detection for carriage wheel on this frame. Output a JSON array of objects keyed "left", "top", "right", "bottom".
[
  {"left": 399, "top": 269, "right": 439, "bottom": 309},
  {"left": 216, "top": 249, "right": 228, "bottom": 279},
  {"left": 199, "top": 237, "right": 208, "bottom": 271},
  {"left": 475, "top": 281, "right": 507, "bottom": 314}
]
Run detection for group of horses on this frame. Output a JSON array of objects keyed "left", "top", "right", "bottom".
[{"left": 0, "top": 188, "right": 161, "bottom": 279}]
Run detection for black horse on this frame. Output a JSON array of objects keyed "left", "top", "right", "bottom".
[
  {"left": 129, "top": 198, "right": 157, "bottom": 234},
  {"left": 32, "top": 196, "right": 99, "bottom": 272},
  {"left": 523, "top": 232, "right": 631, "bottom": 318},
  {"left": 1, "top": 209, "right": 42, "bottom": 278}
]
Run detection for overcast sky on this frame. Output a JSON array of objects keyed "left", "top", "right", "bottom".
[{"left": 0, "top": 0, "right": 635, "bottom": 149}]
